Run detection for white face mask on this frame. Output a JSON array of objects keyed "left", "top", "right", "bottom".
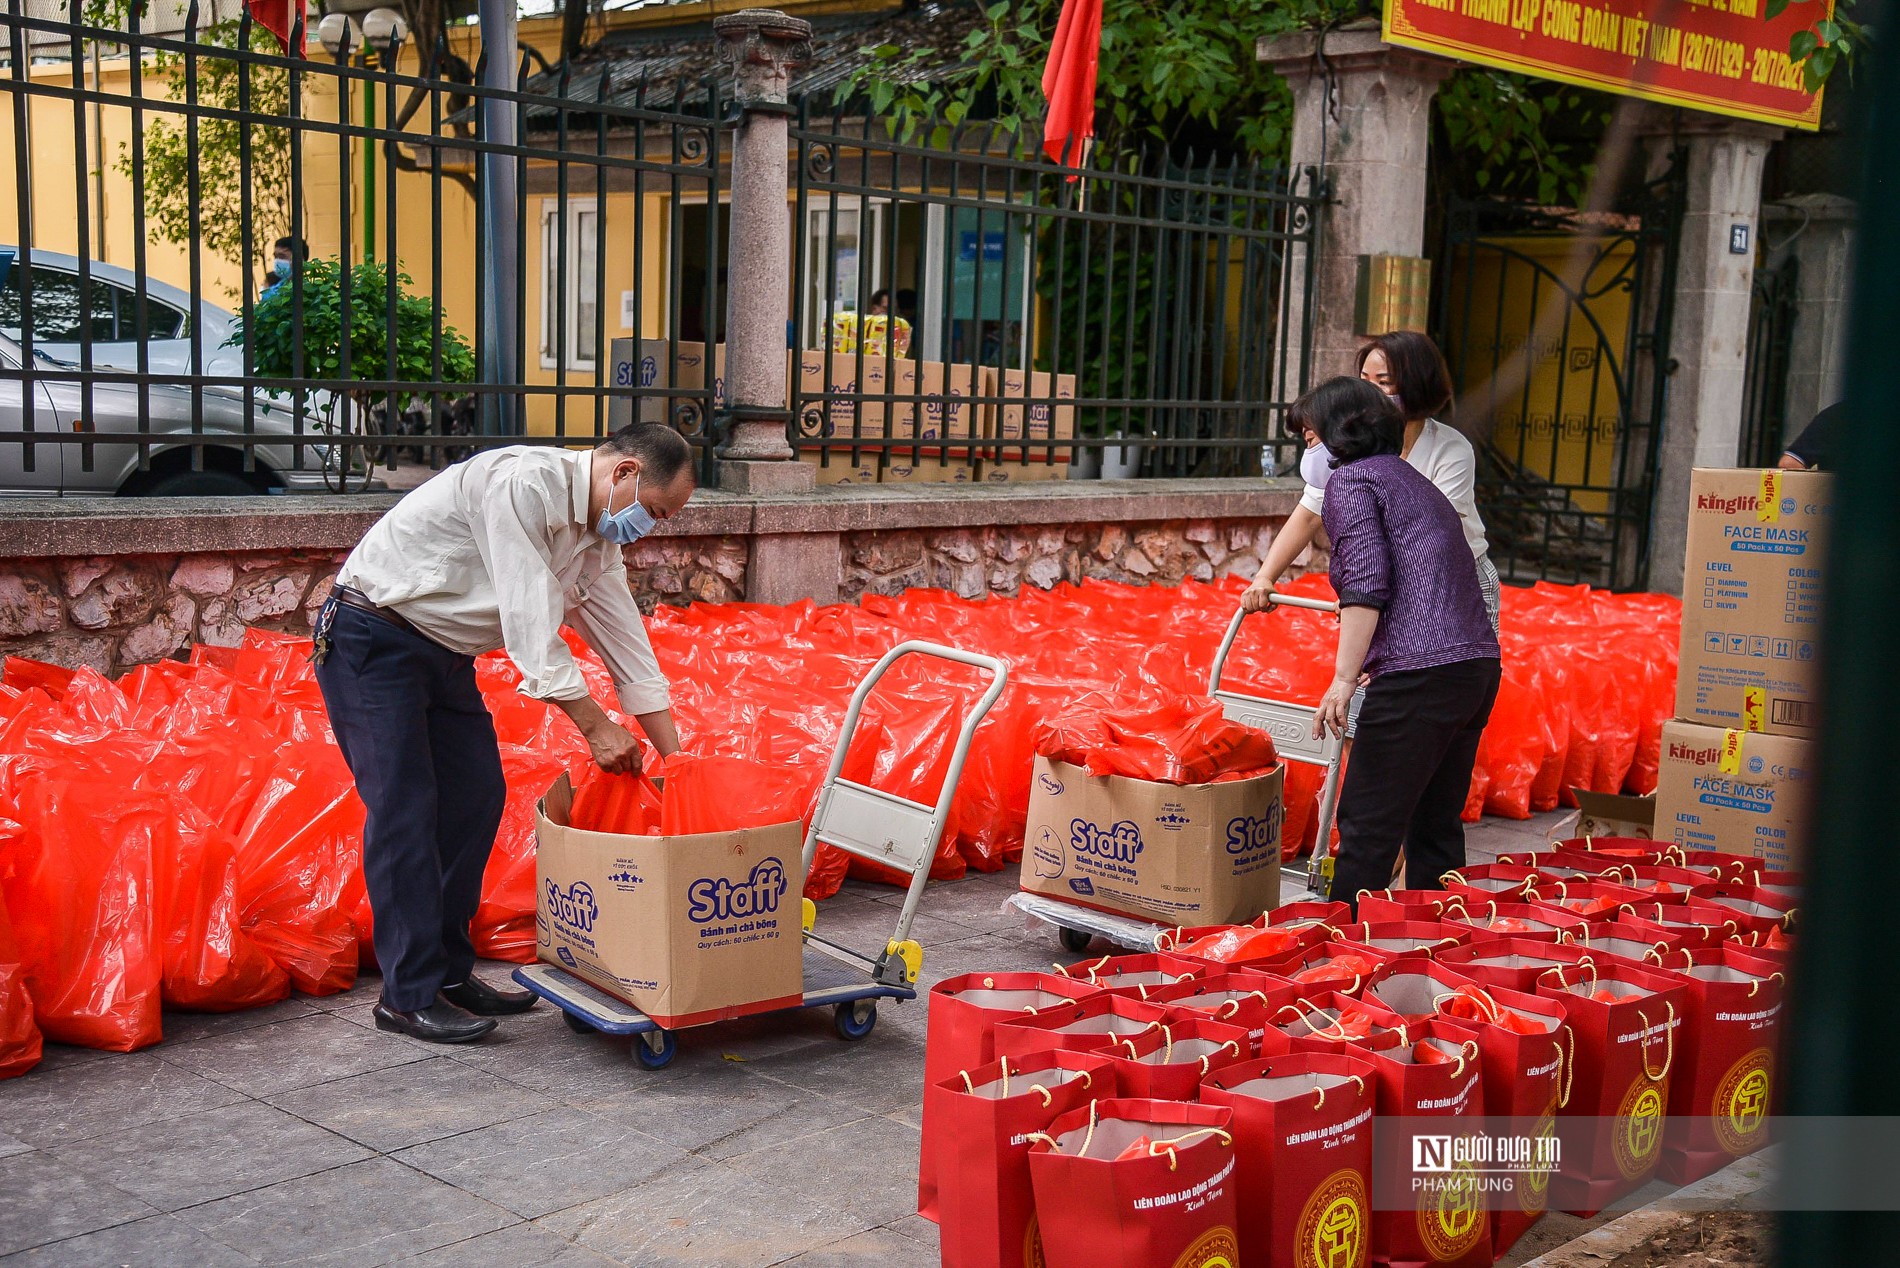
[{"left": 1299, "top": 439, "right": 1337, "bottom": 490}]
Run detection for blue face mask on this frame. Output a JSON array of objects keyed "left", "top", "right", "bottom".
[
  {"left": 272, "top": 258, "right": 291, "bottom": 279},
  {"left": 596, "top": 470, "right": 657, "bottom": 545}
]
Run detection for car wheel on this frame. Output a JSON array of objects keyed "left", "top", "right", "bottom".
[{"left": 136, "top": 470, "right": 266, "bottom": 497}]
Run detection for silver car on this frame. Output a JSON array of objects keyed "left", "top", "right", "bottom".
[
  {"left": 1, "top": 249, "right": 349, "bottom": 496},
  {"left": 1, "top": 330, "right": 338, "bottom": 496}
]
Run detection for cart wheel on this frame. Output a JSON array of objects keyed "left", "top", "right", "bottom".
[
  {"left": 562, "top": 1011, "right": 596, "bottom": 1036},
  {"left": 633, "top": 1028, "right": 677, "bottom": 1070},
  {"left": 834, "top": 1000, "right": 878, "bottom": 1041},
  {"left": 1058, "top": 926, "right": 1093, "bottom": 954}
]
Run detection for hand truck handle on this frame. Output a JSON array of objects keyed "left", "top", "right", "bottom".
[
  {"left": 817, "top": 641, "right": 1011, "bottom": 800},
  {"left": 1208, "top": 594, "right": 1340, "bottom": 695}
]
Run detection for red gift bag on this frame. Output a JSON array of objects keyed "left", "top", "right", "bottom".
[
  {"left": 1148, "top": 968, "right": 1299, "bottom": 1056},
  {"left": 1055, "top": 952, "right": 1207, "bottom": 1000},
  {"left": 1268, "top": 899, "right": 1354, "bottom": 931},
  {"left": 1162, "top": 922, "right": 1313, "bottom": 968},
  {"left": 1431, "top": 980, "right": 1571, "bottom": 1256},
  {"left": 1523, "top": 878, "right": 1672, "bottom": 920},
  {"left": 1433, "top": 937, "right": 1599, "bottom": 995},
  {"left": 1659, "top": 945, "right": 1785, "bottom": 1185},
  {"left": 1027, "top": 1098, "right": 1241, "bottom": 1268},
  {"left": 1355, "top": 890, "right": 1469, "bottom": 923},
  {"left": 991, "top": 994, "right": 1174, "bottom": 1064},
  {"left": 1361, "top": 956, "right": 1486, "bottom": 1024},
  {"left": 1265, "top": 941, "right": 1397, "bottom": 997},
  {"left": 1558, "top": 920, "right": 1690, "bottom": 972},
  {"left": 1438, "top": 864, "right": 1545, "bottom": 902},
  {"left": 1534, "top": 961, "right": 1689, "bottom": 1215},
  {"left": 1620, "top": 899, "right": 1758, "bottom": 947},
  {"left": 1364, "top": 1018, "right": 1493, "bottom": 1267},
  {"left": 928, "top": 1049, "right": 1120, "bottom": 1268},
  {"left": 920, "top": 972, "right": 1103, "bottom": 1219},
  {"left": 1333, "top": 921, "right": 1473, "bottom": 960},
  {"left": 1687, "top": 884, "right": 1798, "bottom": 938},
  {"left": 1202, "top": 1052, "right": 1379, "bottom": 1268},
  {"left": 1100, "top": 1017, "right": 1250, "bottom": 1099},
  {"left": 1443, "top": 899, "right": 1588, "bottom": 944},
  {"left": 1260, "top": 995, "right": 1404, "bottom": 1060}
]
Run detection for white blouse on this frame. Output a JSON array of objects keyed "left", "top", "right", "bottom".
[{"left": 1299, "top": 417, "right": 1489, "bottom": 560}]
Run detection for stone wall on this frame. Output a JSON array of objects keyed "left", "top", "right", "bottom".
[{"left": 0, "top": 479, "right": 1307, "bottom": 676}]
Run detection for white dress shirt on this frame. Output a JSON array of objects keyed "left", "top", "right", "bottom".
[
  {"left": 1299, "top": 417, "right": 1490, "bottom": 560},
  {"left": 335, "top": 446, "right": 671, "bottom": 714}
]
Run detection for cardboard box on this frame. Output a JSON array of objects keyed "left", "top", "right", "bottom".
[
  {"left": 1017, "top": 756, "right": 1283, "bottom": 925},
  {"left": 901, "top": 362, "right": 979, "bottom": 458},
  {"left": 974, "top": 459, "right": 1068, "bottom": 483},
  {"left": 1651, "top": 720, "right": 1814, "bottom": 871},
  {"left": 792, "top": 350, "right": 916, "bottom": 444},
  {"left": 607, "top": 339, "right": 726, "bottom": 428},
  {"left": 1563, "top": 789, "right": 1657, "bottom": 841},
  {"left": 1677, "top": 469, "right": 1831, "bottom": 737},
  {"left": 880, "top": 457, "right": 975, "bottom": 484},
  {"left": 799, "top": 452, "right": 880, "bottom": 485},
  {"left": 984, "top": 368, "right": 1077, "bottom": 465},
  {"left": 534, "top": 774, "right": 804, "bottom": 1028}
]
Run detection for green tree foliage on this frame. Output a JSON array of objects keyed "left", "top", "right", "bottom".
[
  {"left": 1771, "top": 0, "right": 1872, "bottom": 92},
  {"left": 112, "top": 16, "right": 294, "bottom": 277},
  {"left": 1434, "top": 71, "right": 1615, "bottom": 206},
  {"left": 231, "top": 258, "right": 475, "bottom": 389}
]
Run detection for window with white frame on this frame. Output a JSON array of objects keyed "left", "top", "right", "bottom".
[{"left": 540, "top": 199, "right": 600, "bottom": 370}]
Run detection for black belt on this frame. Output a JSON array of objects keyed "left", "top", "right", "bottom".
[{"left": 332, "top": 584, "right": 426, "bottom": 640}]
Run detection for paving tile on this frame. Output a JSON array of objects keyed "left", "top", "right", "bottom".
[
  {"left": 538, "top": 1156, "right": 869, "bottom": 1268},
  {"left": 399, "top": 1221, "right": 621, "bottom": 1267},
  {"left": 779, "top": 1226, "right": 938, "bottom": 1267},
  {"left": 159, "top": 996, "right": 322, "bottom": 1044},
  {"left": 584, "top": 1063, "right": 865, "bottom": 1160},
  {"left": 159, "top": 1010, "right": 433, "bottom": 1098},
  {"left": 28, "top": 1043, "right": 114, "bottom": 1072},
  {"left": 0, "top": 1213, "right": 258, "bottom": 1266},
  {"left": 176, "top": 1156, "right": 514, "bottom": 1267},
  {"left": 394, "top": 1107, "right": 690, "bottom": 1221},
  {"left": 884, "top": 1214, "right": 941, "bottom": 1250},
  {"left": 269, "top": 1054, "right": 557, "bottom": 1152},
  {"left": 0, "top": 1051, "right": 246, "bottom": 1148},
  {"left": 0, "top": 1152, "right": 155, "bottom": 1257},
  {"left": 723, "top": 1114, "right": 923, "bottom": 1228},
  {"left": 807, "top": 899, "right": 987, "bottom": 952},
  {"left": 46, "top": 1100, "right": 369, "bottom": 1212},
  {"left": 0, "top": 1132, "right": 31, "bottom": 1161},
  {"left": 443, "top": 1009, "right": 696, "bottom": 1101},
  {"left": 745, "top": 1028, "right": 927, "bottom": 1115}
]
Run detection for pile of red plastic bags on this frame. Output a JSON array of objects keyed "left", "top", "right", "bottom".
[{"left": 0, "top": 573, "right": 1678, "bottom": 1067}]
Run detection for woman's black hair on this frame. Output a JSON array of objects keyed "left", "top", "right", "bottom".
[
  {"left": 1356, "top": 329, "right": 1453, "bottom": 422},
  {"left": 1288, "top": 376, "right": 1403, "bottom": 467}
]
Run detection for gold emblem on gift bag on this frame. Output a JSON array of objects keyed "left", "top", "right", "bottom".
[
  {"left": 1713, "top": 1047, "right": 1775, "bottom": 1156},
  {"left": 1172, "top": 1226, "right": 1241, "bottom": 1268},
  {"left": 1299, "top": 1168, "right": 1369, "bottom": 1268}
]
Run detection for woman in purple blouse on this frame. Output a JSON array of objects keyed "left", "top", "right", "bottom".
[{"left": 1293, "top": 377, "right": 1502, "bottom": 911}]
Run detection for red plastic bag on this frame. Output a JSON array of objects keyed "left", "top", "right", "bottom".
[
  {"left": 1033, "top": 690, "right": 1278, "bottom": 785},
  {"left": 155, "top": 798, "right": 292, "bottom": 1012},
  {"left": 0, "top": 886, "right": 44, "bottom": 1079},
  {"left": 0, "top": 779, "right": 164, "bottom": 1051},
  {"left": 659, "top": 752, "right": 818, "bottom": 836},
  {"left": 568, "top": 768, "right": 663, "bottom": 836},
  {"left": 472, "top": 746, "right": 569, "bottom": 963},
  {"left": 2, "top": 656, "right": 76, "bottom": 700}
]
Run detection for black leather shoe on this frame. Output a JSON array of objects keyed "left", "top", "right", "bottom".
[
  {"left": 373, "top": 999, "right": 497, "bottom": 1044},
  {"left": 440, "top": 975, "right": 538, "bottom": 1016}
]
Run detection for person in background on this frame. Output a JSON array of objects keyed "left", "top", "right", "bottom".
[
  {"left": 895, "top": 288, "right": 919, "bottom": 327},
  {"left": 1778, "top": 401, "right": 1841, "bottom": 471},
  {"left": 313, "top": 422, "right": 694, "bottom": 1044},
  {"left": 1294, "top": 377, "right": 1502, "bottom": 910},
  {"left": 868, "top": 288, "right": 892, "bottom": 316},
  {"left": 260, "top": 236, "right": 308, "bottom": 301},
  {"left": 1246, "top": 330, "right": 1499, "bottom": 633}
]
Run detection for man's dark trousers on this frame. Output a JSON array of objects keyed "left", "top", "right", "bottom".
[{"left": 314, "top": 601, "right": 508, "bottom": 1012}]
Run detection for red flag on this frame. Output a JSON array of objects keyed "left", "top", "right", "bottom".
[
  {"left": 247, "top": 0, "right": 307, "bottom": 55},
  {"left": 1040, "top": 0, "right": 1102, "bottom": 168}
]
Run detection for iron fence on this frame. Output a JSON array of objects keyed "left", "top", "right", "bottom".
[{"left": 1, "top": 0, "right": 1322, "bottom": 496}]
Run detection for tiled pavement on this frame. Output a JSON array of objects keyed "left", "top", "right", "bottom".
[{"left": 0, "top": 813, "right": 1597, "bottom": 1267}]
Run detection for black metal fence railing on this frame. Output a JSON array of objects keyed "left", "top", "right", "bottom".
[{"left": 1, "top": 2, "right": 1323, "bottom": 496}]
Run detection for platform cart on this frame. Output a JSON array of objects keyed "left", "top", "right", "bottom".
[
  {"left": 514, "top": 641, "right": 1009, "bottom": 1070},
  {"left": 1007, "top": 593, "right": 1353, "bottom": 953}
]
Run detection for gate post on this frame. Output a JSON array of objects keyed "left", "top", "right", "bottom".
[
  {"left": 713, "top": 8, "right": 814, "bottom": 494},
  {"left": 1257, "top": 21, "right": 1455, "bottom": 382},
  {"left": 1643, "top": 111, "right": 1782, "bottom": 594}
]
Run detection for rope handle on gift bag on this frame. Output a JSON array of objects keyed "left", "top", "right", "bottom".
[
  {"left": 1635, "top": 1001, "right": 1676, "bottom": 1083},
  {"left": 1313, "top": 1074, "right": 1368, "bottom": 1110},
  {"left": 1747, "top": 972, "right": 1788, "bottom": 999},
  {"left": 961, "top": 1056, "right": 1013, "bottom": 1097},
  {"left": 1442, "top": 869, "right": 1469, "bottom": 888},
  {"left": 1546, "top": 961, "right": 1601, "bottom": 996},
  {"left": 1642, "top": 943, "right": 1679, "bottom": 967},
  {"left": 1433, "top": 986, "right": 1505, "bottom": 1026},
  {"left": 1275, "top": 998, "right": 1353, "bottom": 1040},
  {"left": 1145, "top": 1127, "right": 1235, "bottom": 1172},
  {"left": 1446, "top": 1040, "right": 1480, "bottom": 1080},
  {"left": 1556, "top": 1028, "right": 1575, "bottom": 1109},
  {"left": 1197, "top": 1041, "right": 1244, "bottom": 1077},
  {"left": 1217, "top": 991, "right": 1271, "bottom": 1022}
]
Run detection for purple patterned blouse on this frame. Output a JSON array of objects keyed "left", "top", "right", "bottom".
[{"left": 1321, "top": 454, "right": 1501, "bottom": 677}]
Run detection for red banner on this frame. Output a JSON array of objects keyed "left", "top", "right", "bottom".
[{"left": 1383, "top": 0, "right": 1828, "bottom": 129}]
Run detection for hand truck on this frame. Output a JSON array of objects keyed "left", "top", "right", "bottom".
[
  {"left": 513, "top": 641, "right": 1009, "bottom": 1070},
  {"left": 1007, "top": 592, "right": 1355, "bottom": 953}
]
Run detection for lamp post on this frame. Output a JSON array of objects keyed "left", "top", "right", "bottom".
[{"left": 477, "top": 0, "right": 520, "bottom": 436}]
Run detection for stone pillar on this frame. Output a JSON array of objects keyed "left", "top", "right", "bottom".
[
  {"left": 713, "top": 8, "right": 813, "bottom": 493},
  {"left": 1257, "top": 22, "right": 1455, "bottom": 382},
  {"left": 1644, "top": 113, "right": 1782, "bottom": 594},
  {"left": 1764, "top": 193, "right": 1857, "bottom": 438}
]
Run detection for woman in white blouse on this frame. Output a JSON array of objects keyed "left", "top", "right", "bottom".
[{"left": 1244, "top": 330, "right": 1502, "bottom": 632}]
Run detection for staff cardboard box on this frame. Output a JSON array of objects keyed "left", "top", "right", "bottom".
[
  {"left": 1677, "top": 469, "right": 1831, "bottom": 738},
  {"left": 607, "top": 339, "right": 726, "bottom": 428},
  {"left": 1651, "top": 720, "right": 1814, "bottom": 871},
  {"left": 1018, "top": 756, "right": 1283, "bottom": 925},
  {"left": 982, "top": 367, "right": 1077, "bottom": 466},
  {"left": 534, "top": 774, "right": 804, "bottom": 1028},
  {"left": 881, "top": 456, "right": 975, "bottom": 484}
]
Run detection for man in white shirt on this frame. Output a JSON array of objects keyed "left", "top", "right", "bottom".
[{"left": 313, "top": 422, "right": 695, "bottom": 1043}]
